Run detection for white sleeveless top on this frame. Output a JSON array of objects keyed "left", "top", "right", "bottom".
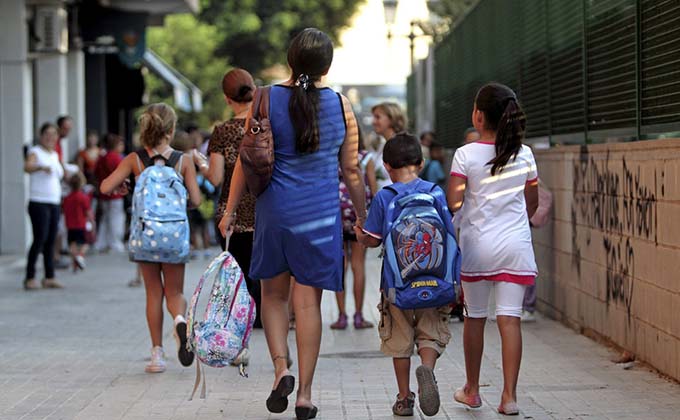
[
  {"left": 28, "top": 145, "right": 63, "bottom": 204},
  {"left": 450, "top": 142, "right": 538, "bottom": 284}
]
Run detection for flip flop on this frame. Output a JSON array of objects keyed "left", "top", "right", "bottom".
[
  {"left": 295, "top": 405, "right": 318, "bottom": 420},
  {"left": 498, "top": 401, "right": 519, "bottom": 416},
  {"left": 266, "top": 375, "right": 295, "bottom": 413},
  {"left": 453, "top": 386, "right": 482, "bottom": 408}
]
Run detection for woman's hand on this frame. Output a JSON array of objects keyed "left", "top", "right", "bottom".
[{"left": 218, "top": 211, "right": 236, "bottom": 238}]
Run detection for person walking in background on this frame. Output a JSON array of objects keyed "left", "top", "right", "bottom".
[
  {"left": 24, "top": 123, "right": 65, "bottom": 290},
  {"left": 55, "top": 115, "right": 73, "bottom": 163},
  {"left": 94, "top": 134, "right": 126, "bottom": 253},
  {"left": 62, "top": 172, "right": 93, "bottom": 272},
  {"left": 522, "top": 178, "right": 553, "bottom": 322},
  {"left": 421, "top": 141, "right": 447, "bottom": 189},
  {"left": 100, "top": 103, "right": 201, "bottom": 374},
  {"left": 76, "top": 130, "right": 102, "bottom": 186},
  {"left": 371, "top": 102, "right": 407, "bottom": 190},
  {"left": 331, "top": 130, "right": 377, "bottom": 330},
  {"left": 463, "top": 127, "right": 480, "bottom": 145},
  {"left": 447, "top": 83, "right": 539, "bottom": 415},
  {"left": 218, "top": 29, "right": 367, "bottom": 420},
  {"left": 419, "top": 130, "right": 435, "bottom": 161},
  {"left": 193, "top": 68, "right": 263, "bottom": 328}
]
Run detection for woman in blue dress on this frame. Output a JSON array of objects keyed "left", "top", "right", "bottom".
[{"left": 219, "top": 28, "right": 368, "bottom": 420}]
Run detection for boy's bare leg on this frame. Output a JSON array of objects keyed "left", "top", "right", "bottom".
[
  {"left": 418, "top": 347, "right": 438, "bottom": 369},
  {"left": 393, "top": 357, "right": 412, "bottom": 399}
]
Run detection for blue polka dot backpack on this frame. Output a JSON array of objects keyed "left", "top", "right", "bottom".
[{"left": 128, "top": 149, "right": 190, "bottom": 264}]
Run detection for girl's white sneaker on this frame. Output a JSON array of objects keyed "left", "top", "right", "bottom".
[{"left": 145, "top": 346, "right": 167, "bottom": 373}]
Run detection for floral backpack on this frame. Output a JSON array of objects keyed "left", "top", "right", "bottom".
[
  {"left": 339, "top": 150, "right": 373, "bottom": 234},
  {"left": 186, "top": 248, "right": 256, "bottom": 400}
]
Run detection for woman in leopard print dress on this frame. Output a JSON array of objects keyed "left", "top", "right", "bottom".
[{"left": 193, "top": 68, "right": 262, "bottom": 328}]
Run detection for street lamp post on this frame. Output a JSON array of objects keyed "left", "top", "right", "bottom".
[{"left": 383, "top": 0, "right": 431, "bottom": 73}]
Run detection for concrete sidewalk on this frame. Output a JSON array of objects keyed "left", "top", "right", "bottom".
[{"left": 1, "top": 249, "right": 679, "bottom": 420}]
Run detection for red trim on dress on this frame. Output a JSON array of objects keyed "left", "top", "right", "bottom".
[
  {"left": 461, "top": 272, "right": 535, "bottom": 285},
  {"left": 451, "top": 172, "right": 467, "bottom": 180}
]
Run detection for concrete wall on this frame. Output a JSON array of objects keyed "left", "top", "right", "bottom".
[
  {"left": 0, "top": 0, "right": 32, "bottom": 253},
  {"left": 534, "top": 139, "right": 680, "bottom": 382}
]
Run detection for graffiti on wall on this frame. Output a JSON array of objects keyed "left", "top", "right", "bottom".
[{"left": 570, "top": 147, "right": 663, "bottom": 320}]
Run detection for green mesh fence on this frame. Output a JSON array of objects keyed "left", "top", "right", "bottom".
[{"left": 426, "top": 0, "right": 680, "bottom": 147}]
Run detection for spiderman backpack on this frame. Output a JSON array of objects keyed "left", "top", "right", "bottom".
[{"left": 382, "top": 180, "right": 461, "bottom": 309}]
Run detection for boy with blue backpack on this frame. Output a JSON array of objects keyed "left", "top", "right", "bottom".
[{"left": 355, "top": 133, "right": 460, "bottom": 417}]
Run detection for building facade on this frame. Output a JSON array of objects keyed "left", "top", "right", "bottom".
[{"left": 0, "top": 0, "right": 199, "bottom": 254}]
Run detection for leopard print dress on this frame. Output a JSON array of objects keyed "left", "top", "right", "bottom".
[{"left": 208, "top": 118, "right": 256, "bottom": 233}]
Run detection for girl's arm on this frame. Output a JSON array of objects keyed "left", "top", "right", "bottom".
[
  {"left": 365, "top": 158, "right": 378, "bottom": 197},
  {"left": 339, "top": 95, "right": 367, "bottom": 227},
  {"left": 182, "top": 153, "right": 202, "bottom": 208},
  {"left": 447, "top": 175, "right": 466, "bottom": 213},
  {"left": 525, "top": 179, "right": 539, "bottom": 219},
  {"left": 100, "top": 154, "right": 134, "bottom": 194}
]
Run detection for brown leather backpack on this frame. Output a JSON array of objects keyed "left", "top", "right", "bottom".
[{"left": 239, "top": 86, "right": 273, "bottom": 196}]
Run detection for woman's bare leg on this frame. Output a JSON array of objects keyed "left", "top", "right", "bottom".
[
  {"left": 292, "top": 279, "right": 323, "bottom": 408},
  {"left": 261, "top": 272, "right": 293, "bottom": 387}
]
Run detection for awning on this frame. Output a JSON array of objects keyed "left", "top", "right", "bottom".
[{"left": 142, "top": 49, "right": 203, "bottom": 113}]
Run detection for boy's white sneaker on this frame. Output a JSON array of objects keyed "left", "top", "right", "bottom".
[{"left": 145, "top": 346, "right": 166, "bottom": 373}]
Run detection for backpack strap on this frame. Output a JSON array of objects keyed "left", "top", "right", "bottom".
[
  {"left": 251, "top": 86, "right": 271, "bottom": 120},
  {"left": 136, "top": 148, "right": 154, "bottom": 169},
  {"left": 166, "top": 150, "right": 183, "bottom": 169}
]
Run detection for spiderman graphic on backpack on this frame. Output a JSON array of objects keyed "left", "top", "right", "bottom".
[{"left": 382, "top": 181, "right": 461, "bottom": 309}]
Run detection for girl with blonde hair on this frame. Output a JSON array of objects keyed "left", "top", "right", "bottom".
[{"left": 101, "top": 103, "right": 202, "bottom": 373}]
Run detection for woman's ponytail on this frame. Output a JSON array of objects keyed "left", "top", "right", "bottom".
[
  {"left": 289, "top": 74, "right": 321, "bottom": 154},
  {"left": 488, "top": 99, "right": 525, "bottom": 175},
  {"left": 139, "top": 103, "right": 177, "bottom": 148},
  {"left": 475, "top": 83, "right": 526, "bottom": 175},
  {"left": 286, "top": 28, "right": 334, "bottom": 154}
]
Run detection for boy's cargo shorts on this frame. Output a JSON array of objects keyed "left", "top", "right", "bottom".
[{"left": 377, "top": 295, "right": 452, "bottom": 358}]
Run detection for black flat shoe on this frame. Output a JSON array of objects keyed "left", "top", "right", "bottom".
[
  {"left": 174, "top": 322, "right": 194, "bottom": 367},
  {"left": 295, "top": 405, "right": 318, "bottom": 420},
  {"left": 266, "top": 375, "right": 295, "bottom": 413}
]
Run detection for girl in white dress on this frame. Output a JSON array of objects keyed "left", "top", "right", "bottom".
[{"left": 447, "top": 83, "right": 539, "bottom": 416}]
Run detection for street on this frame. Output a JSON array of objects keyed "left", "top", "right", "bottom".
[{"left": 1, "top": 249, "right": 679, "bottom": 420}]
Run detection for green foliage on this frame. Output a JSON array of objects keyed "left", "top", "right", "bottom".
[
  {"left": 429, "top": 0, "right": 477, "bottom": 41},
  {"left": 145, "top": 2, "right": 364, "bottom": 128},
  {"left": 146, "top": 14, "right": 227, "bottom": 129},
  {"left": 199, "top": 0, "right": 364, "bottom": 75}
]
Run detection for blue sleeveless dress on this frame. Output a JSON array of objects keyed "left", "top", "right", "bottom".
[{"left": 249, "top": 85, "right": 346, "bottom": 291}]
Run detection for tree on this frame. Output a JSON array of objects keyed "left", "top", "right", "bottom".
[
  {"left": 199, "top": 0, "right": 364, "bottom": 75},
  {"left": 146, "top": 14, "right": 228, "bottom": 128},
  {"left": 429, "top": 0, "right": 477, "bottom": 41}
]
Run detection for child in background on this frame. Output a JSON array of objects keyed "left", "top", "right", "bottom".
[
  {"left": 355, "top": 133, "right": 452, "bottom": 417},
  {"left": 62, "top": 172, "right": 93, "bottom": 271},
  {"left": 421, "top": 141, "right": 447, "bottom": 189},
  {"left": 447, "top": 82, "right": 539, "bottom": 415},
  {"left": 174, "top": 131, "right": 213, "bottom": 257}
]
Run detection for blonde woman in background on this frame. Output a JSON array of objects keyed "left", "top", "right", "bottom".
[{"left": 371, "top": 102, "right": 407, "bottom": 190}]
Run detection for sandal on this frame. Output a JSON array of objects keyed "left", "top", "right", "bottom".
[
  {"left": 330, "top": 313, "right": 348, "bottom": 330},
  {"left": 498, "top": 401, "right": 519, "bottom": 416},
  {"left": 295, "top": 405, "right": 318, "bottom": 420},
  {"left": 265, "top": 375, "right": 295, "bottom": 413},
  {"left": 454, "top": 385, "right": 482, "bottom": 408},
  {"left": 353, "top": 312, "right": 373, "bottom": 329}
]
